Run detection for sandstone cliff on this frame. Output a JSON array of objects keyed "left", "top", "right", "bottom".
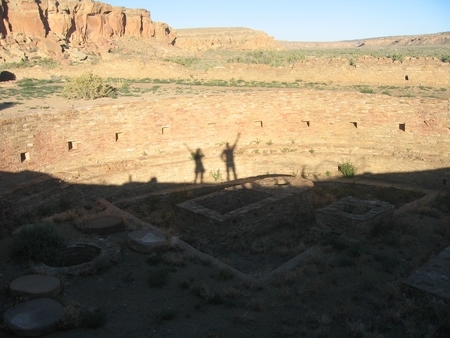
[
  {"left": 0, "top": 0, "right": 176, "bottom": 61},
  {"left": 175, "top": 27, "right": 281, "bottom": 52}
]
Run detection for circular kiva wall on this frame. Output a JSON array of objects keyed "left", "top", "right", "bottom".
[{"left": 1, "top": 90, "right": 449, "bottom": 192}]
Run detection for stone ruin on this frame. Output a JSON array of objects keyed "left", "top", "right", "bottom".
[
  {"left": 316, "top": 196, "right": 394, "bottom": 236},
  {"left": 177, "top": 176, "right": 314, "bottom": 237}
]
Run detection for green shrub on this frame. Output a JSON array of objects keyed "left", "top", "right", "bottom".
[
  {"left": 388, "top": 53, "right": 403, "bottom": 62},
  {"left": 0, "top": 58, "right": 58, "bottom": 71},
  {"left": 338, "top": 162, "right": 357, "bottom": 177},
  {"left": 441, "top": 55, "right": 450, "bottom": 63},
  {"left": 227, "top": 50, "right": 305, "bottom": 67},
  {"left": 9, "top": 222, "right": 66, "bottom": 264},
  {"left": 163, "top": 56, "right": 201, "bottom": 68},
  {"left": 359, "top": 87, "right": 375, "bottom": 94},
  {"left": 62, "top": 72, "right": 115, "bottom": 99}
]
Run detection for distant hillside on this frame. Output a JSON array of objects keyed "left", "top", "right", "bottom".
[{"left": 278, "top": 32, "right": 450, "bottom": 49}]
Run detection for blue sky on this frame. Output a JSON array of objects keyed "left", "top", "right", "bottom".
[{"left": 105, "top": 0, "right": 450, "bottom": 41}]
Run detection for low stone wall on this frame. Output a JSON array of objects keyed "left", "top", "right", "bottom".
[
  {"left": 316, "top": 196, "right": 394, "bottom": 236},
  {"left": 207, "top": 57, "right": 450, "bottom": 87},
  {"left": 177, "top": 177, "right": 314, "bottom": 237}
]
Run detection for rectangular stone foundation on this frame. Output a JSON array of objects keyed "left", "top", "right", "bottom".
[
  {"left": 316, "top": 196, "right": 394, "bottom": 236},
  {"left": 176, "top": 177, "right": 314, "bottom": 237}
]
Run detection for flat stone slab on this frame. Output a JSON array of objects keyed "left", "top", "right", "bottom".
[
  {"left": 404, "top": 246, "right": 450, "bottom": 300},
  {"left": 85, "top": 215, "right": 123, "bottom": 235},
  {"left": 127, "top": 229, "right": 167, "bottom": 254},
  {"left": 3, "top": 298, "right": 64, "bottom": 336},
  {"left": 9, "top": 275, "right": 61, "bottom": 299}
]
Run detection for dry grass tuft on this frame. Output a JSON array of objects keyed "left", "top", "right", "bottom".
[
  {"left": 233, "top": 311, "right": 253, "bottom": 324},
  {"left": 393, "top": 216, "right": 419, "bottom": 236},
  {"left": 409, "top": 205, "right": 442, "bottom": 218},
  {"left": 162, "top": 252, "right": 188, "bottom": 266},
  {"left": 249, "top": 237, "right": 272, "bottom": 255},
  {"left": 242, "top": 281, "right": 263, "bottom": 291},
  {"left": 213, "top": 267, "right": 234, "bottom": 281},
  {"left": 57, "top": 302, "right": 80, "bottom": 330},
  {"left": 280, "top": 287, "right": 292, "bottom": 301},
  {"left": 345, "top": 319, "right": 368, "bottom": 338},
  {"left": 223, "top": 287, "right": 241, "bottom": 300},
  {"left": 313, "top": 190, "right": 337, "bottom": 208},
  {"left": 192, "top": 283, "right": 222, "bottom": 304},
  {"left": 304, "top": 247, "right": 326, "bottom": 265},
  {"left": 246, "top": 297, "right": 264, "bottom": 311},
  {"left": 273, "top": 269, "right": 300, "bottom": 287}
]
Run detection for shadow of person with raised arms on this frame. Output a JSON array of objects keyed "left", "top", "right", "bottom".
[
  {"left": 185, "top": 144, "right": 206, "bottom": 184},
  {"left": 221, "top": 133, "right": 240, "bottom": 181}
]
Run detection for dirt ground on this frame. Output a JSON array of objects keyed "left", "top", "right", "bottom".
[
  {"left": 1, "top": 39, "right": 450, "bottom": 337},
  {"left": 1, "top": 181, "right": 450, "bottom": 338}
]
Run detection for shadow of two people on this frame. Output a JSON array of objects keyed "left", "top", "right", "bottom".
[{"left": 185, "top": 133, "right": 241, "bottom": 183}]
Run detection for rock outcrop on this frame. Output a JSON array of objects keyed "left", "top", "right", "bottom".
[
  {"left": 175, "top": 27, "right": 281, "bottom": 52},
  {"left": 0, "top": 0, "right": 176, "bottom": 62}
]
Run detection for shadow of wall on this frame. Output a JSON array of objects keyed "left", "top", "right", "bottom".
[{"left": 0, "top": 167, "right": 448, "bottom": 225}]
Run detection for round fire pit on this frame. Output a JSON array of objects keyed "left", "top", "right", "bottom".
[{"left": 31, "top": 238, "right": 121, "bottom": 276}]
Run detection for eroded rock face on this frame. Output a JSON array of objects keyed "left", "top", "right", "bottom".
[
  {"left": 175, "top": 27, "right": 281, "bottom": 51},
  {"left": 0, "top": 0, "right": 176, "bottom": 60}
]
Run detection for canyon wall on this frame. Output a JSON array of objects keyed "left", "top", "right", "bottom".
[
  {"left": 175, "top": 28, "right": 280, "bottom": 52},
  {"left": 0, "top": 0, "right": 176, "bottom": 53}
]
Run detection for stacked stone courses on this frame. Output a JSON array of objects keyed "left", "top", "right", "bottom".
[
  {"left": 207, "top": 57, "right": 450, "bottom": 86},
  {"left": 0, "top": 90, "right": 449, "bottom": 192},
  {"left": 316, "top": 196, "right": 395, "bottom": 236}
]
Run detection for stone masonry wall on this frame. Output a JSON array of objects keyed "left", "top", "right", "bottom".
[
  {"left": 206, "top": 57, "right": 450, "bottom": 87},
  {"left": 1, "top": 90, "right": 449, "bottom": 194},
  {"left": 9, "top": 57, "right": 450, "bottom": 88}
]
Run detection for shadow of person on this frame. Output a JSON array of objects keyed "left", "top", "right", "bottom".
[
  {"left": 221, "top": 133, "right": 240, "bottom": 181},
  {"left": 185, "top": 144, "right": 206, "bottom": 184}
]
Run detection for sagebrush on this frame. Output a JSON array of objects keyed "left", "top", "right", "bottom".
[
  {"left": 9, "top": 222, "right": 66, "bottom": 264},
  {"left": 62, "top": 73, "right": 115, "bottom": 99},
  {"left": 338, "top": 162, "right": 357, "bottom": 177}
]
